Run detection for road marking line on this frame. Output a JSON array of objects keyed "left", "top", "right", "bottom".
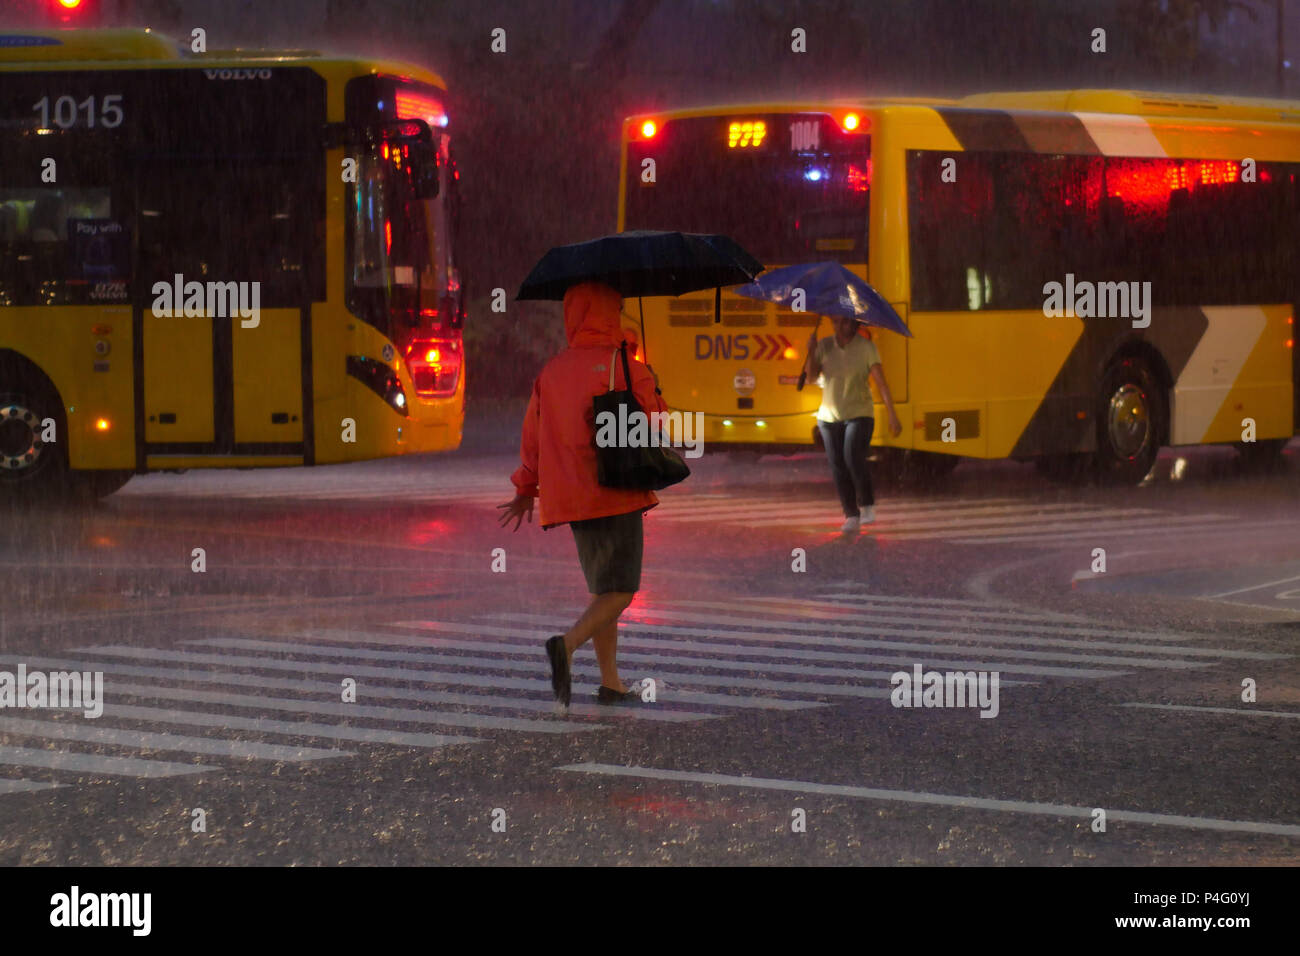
[
  {"left": 224, "top": 635, "right": 827, "bottom": 711},
  {"left": 79, "top": 642, "right": 863, "bottom": 704},
  {"left": 1204, "top": 573, "right": 1300, "bottom": 600},
  {"left": 0, "top": 745, "right": 216, "bottom": 778},
  {"left": 181, "top": 641, "right": 718, "bottom": 723},
  {"left": 663, "top": 498, "right": 1042, "bottom": 522},
  {"left": 409, "top": 618, "right": 1119, "bottom": 679},
  {"left": 499, "top": 613, "right": 1211, "bottom": 671},
  {"left": 1121, "top": 703, "right": 1300, "bottom": 719},
  {"left": 741, "top": 506, "right": 1159, "bottom": 531},
  {"left": 0, "top": 778, "right": 63, "bottom": 794},
  {"left": 654, "top": 600, "right": 1233, "bottom": 647},
  {"left": 958, "top": 517, "right": 1264, "bottom": 546},
  {"left": 11, "top": 650, "right": 804, "bottom": 717},
  {"left": 556, "top": 763, "right": 1300, "bottom": 837},
  {"left": 0, "top": 716, "right": 349, "bottom": 762},
  {"left": 30, "top": 653, "right": 607, "bottom": 735},
  {"left": 77, "top": 703, "right": 482, "bottom": 749},
  {"left": 750, "top": 595, "right": 1093, "bottom": 625},
  {"left": 652, "top": 494, "right": 1023, "bottom": 511},
  {"left": 99, "top": 681, "right": 607, "bottom": 734},
  {"left": 880, "top": 513, "right": 1233, "bottom": 542}
]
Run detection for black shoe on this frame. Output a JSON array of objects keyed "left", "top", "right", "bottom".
[
  {"left": 545, "top": 636, "right": 571, "bottom": 708},
  {"left": 596, "top": 684, "right": 639, "bottom": 705}
]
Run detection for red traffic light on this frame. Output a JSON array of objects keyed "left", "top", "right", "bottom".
[{"left": 49, "top": 0, "right": 99, "bottom": 24}]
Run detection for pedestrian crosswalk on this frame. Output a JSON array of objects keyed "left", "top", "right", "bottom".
[
  {"left": 649, "top": 491, "right": 1253, "bottom": 545},
  {"left": 117, "top": 457, "right": 1300, "bottom": 548},
  {"left": 0, "top": 588, "right": 1285, "bottom": 799}
]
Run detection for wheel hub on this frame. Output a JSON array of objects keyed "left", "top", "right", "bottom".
[
  {"left": 0, "top": 403, "right": 44, "bottom": 471},
  {"left": 1106, "top": 383, "right": 1149, "bottom": 460}
]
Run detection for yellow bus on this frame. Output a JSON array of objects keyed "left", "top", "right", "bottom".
[
  {"left": 1, "top": 28, "right": 465, "bottom": 498},
  {"left": 620, "top": 91, "right": 1300, "bottom": 482}
]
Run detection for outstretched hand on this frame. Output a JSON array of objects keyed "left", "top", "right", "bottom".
[{"left": 497, "top": 494, "right": 534, "bottom": 531}]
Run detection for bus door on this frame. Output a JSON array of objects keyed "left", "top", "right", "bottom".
[{"left": 134, "top": 157, "right": 314, "bottom": 460}]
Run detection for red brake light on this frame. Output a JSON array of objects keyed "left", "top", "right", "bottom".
[
  {"left": 407, "top": 339, "right": 462, "bottom": 397},
  {"left": 640, "top": 120, "right": 657, "bottom": 139}
]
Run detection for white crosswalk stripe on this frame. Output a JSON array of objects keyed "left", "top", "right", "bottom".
[
  {"left": 649, "top": 491, "right": 1248, "bottom": 545},
  {"left": 115, "top": 467, "right": 1284, "bottom": 548},
  {"left": 3, "top": 587, "right": 1286, "bottom": 802}
]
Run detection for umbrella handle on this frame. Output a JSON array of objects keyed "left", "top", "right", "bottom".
[{"left": 795, "top": 315, "right": 822, "bottom": 391}]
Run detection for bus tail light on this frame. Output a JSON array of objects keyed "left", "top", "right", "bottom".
[
  {"left": 639, "top": 119, "right": 658, "bottom": 140},
  {"left": 407, "top": 338, "right": 462, "bottom": 397}
]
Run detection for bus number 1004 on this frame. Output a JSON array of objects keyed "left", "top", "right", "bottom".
[
  {"left": 32, "top": 94, "right": 124, "bottom": 130},
  {"left": 790, "top": 119, "right": 819, "bottom": 151}
]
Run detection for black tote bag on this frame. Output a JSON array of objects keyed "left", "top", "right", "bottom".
[{"left": 593, "top": 342, "right": 691, "bottom": 491}]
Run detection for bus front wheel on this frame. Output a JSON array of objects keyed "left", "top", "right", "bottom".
[{"left": 1095, "top": 357, "right": 1166, "bottom": 484}]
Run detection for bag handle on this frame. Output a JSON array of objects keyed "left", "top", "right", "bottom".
[{"left": 608, "top": 342, "right": 634, "bottom": 393}]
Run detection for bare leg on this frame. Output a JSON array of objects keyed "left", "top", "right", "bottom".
[
  {"left": 562, "top": 591, "right": 633, "bottom": 675},
  {"left": 589, "top": 612, "right": 626, "bottom": 692}
]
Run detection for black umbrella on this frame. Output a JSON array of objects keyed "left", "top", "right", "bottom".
[{"left": 516, "top": 230, "right": 763, "bottom": 304}]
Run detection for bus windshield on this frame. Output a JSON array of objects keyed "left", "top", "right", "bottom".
[
  {"left": 624, "top": 113, "right": 870, "bottom": 265},
  {"left": 348, "top": 130, "right": 454, "bottom": 347}
]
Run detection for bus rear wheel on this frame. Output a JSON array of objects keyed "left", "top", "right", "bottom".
[
  {"left": 1095, "top": 357, "right": 1166, "bottom": 485},
  {"left": 0, "top": 382, "right": 68, "bottom": 499}
]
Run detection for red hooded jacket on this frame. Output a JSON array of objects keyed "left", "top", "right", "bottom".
[{"left": 511, "top": 282, "right": 668, "bottom": 528}]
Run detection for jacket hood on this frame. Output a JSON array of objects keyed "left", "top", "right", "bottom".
[{"left": 563, "top": 281, "right": 635, "bottom": 349}]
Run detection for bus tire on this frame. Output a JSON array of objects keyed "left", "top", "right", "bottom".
[
  {"left": 0, "top": 369, "right": 70, "bottom": 499},
  {"left": 1095, "top": 356, "right": 1166, "bottom": 484}
]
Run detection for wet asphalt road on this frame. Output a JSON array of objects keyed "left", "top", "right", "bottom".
[{"left": 0, "top": 417, "right": 1298, "bottom": 866}]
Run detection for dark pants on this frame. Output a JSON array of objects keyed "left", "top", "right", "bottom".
[{"left": 817, "top": 417, "right": 875, "bottom": 517}]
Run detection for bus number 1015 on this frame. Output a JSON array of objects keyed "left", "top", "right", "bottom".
[{"left": 32, "top": 94, "right": 124, "bottom": 130}]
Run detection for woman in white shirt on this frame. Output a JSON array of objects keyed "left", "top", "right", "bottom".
[{"left": 805, "top": 316, "right": 902, "bottom": 533}]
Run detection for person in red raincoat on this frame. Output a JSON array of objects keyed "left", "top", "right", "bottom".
[{"left": 498, "top": 281, "right": 668, "bottom": 709}]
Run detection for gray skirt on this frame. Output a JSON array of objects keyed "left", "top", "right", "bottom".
[{"left": 570, "top": 510, "right": 644, "bottom": 594}]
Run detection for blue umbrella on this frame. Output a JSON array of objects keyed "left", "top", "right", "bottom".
[{"left": 732, "top": 262, "right": 912, "bottom": 337}]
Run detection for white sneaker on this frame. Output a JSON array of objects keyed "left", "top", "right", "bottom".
[
  {"left": 839, "top": 515, "right": 861, "bottom": 533},
  {"left": 860, "top": 506, "right": 875, "bottom": 524}
]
